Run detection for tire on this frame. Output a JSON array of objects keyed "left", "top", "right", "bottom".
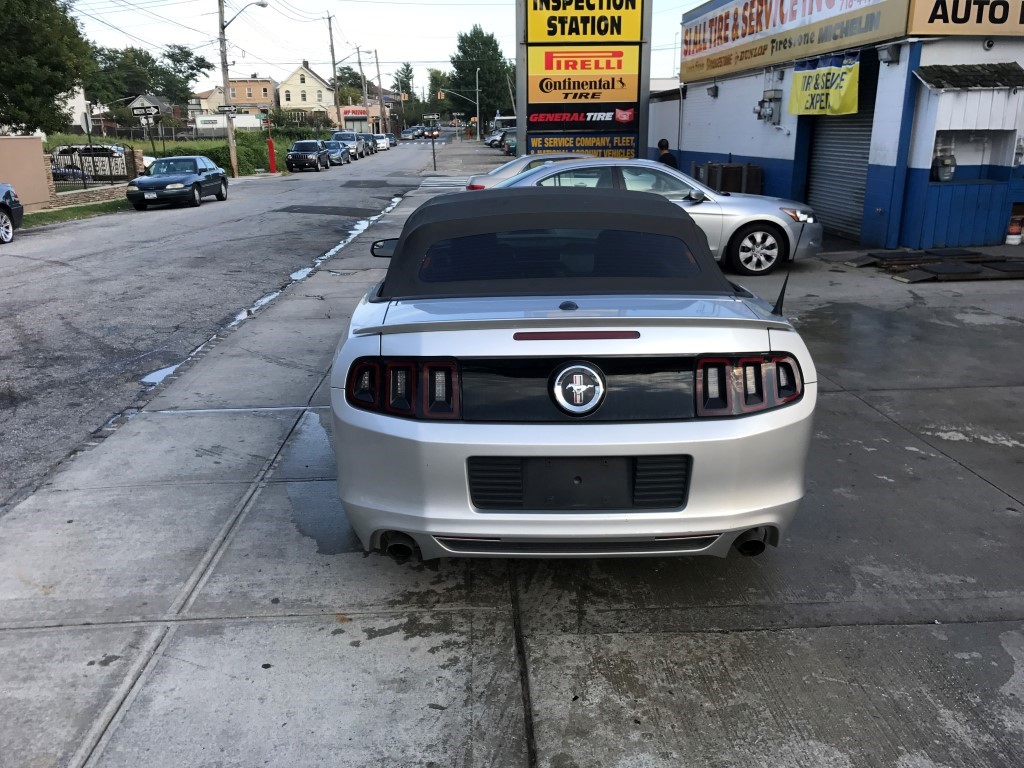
[
  {"left": 727, "top": 223, "right": 787, "bottom": 276},
  {"left": 131, "top": 201, "right": 148, "bottom": 212},
  {"left": 215, "top": 180, "right": 228, "bottom": 201},
  {"left": 188, "top": 184, "right": 202, "bottom": 207},
  {"left": 0, "top": 209, "right": 14, "bottom": 243},
  {"left": 314, "top": 159, "right": 321, "bottom": 172}
]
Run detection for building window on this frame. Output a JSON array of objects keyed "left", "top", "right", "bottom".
[
  {"left": 301, "top": 91, "right": 307, "bottom": 102},
  {"left": 284, "top": 90, "right": 291, "bottom": 102},
  {"left": 246, "top": 87, "right": 253, "bottom": 98},
  {"left": 262, "top": 87, "right": 269, "bottom": 97},
  {"left": 300, "top": 74, "right": 306, "bottom": 84},
  {"left": 317, "top": 90, "right": 323, "bottom": 102},
  {"left": 229, "top": 87, "right": 236, "bottom": 98}
]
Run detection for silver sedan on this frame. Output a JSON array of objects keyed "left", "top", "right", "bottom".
[
  {"left": 465, "top": 153, "right": 591, "bottom": 190},
  {"left": 495, "top": 158, "right": 823, "bottom": 276},
  {"left": 329, "top": 188, "right": 817, "bottom": 561}
]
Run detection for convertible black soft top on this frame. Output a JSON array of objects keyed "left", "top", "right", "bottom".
[{"left": 377, "top": 188, "right": 736, "bottom": 300}]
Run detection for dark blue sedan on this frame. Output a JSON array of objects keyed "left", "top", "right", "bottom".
[{"left": 126, "top": 155, "right": 228, "bottom": 211}]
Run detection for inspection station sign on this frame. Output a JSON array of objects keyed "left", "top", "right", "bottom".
[
  {"left": 907, "top": 0, "right": 1024, "bottom": 34},
  {"left": 527, "top": 0, "right": 644, "bottom": 42},
  {"left": 681, "top": 0, "right": 909, "bottom": 80}
]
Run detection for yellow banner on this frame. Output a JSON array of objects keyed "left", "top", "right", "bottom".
[
  {"left": 527, "top": 0, "right": 644, "bottom": 43},
  {"left": 528, "top": 45, "right": 640, "bottom": 102},
  {"left": 788, "top": 52, "right": 860, "bottom": 114},
  {"left": 908, "top": 0, "right": 1024, "bottom": 35},
  {"left": 681, "top": 0, "right": 909, "bottom": 80}
]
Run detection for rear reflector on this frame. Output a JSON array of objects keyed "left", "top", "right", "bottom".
[
  {"left": 513, "top": 331, "right": 640, "bottom": 341},
  {"left": 466, "top": 184, "right": 485, "bottom": 190}
]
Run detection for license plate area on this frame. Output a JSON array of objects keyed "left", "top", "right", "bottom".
[
  {"left": 144, "top": 192, "right": 157, "bottom": 199},
  {"left": 523, "top": 457, "right": 631, "bottom": 510}
]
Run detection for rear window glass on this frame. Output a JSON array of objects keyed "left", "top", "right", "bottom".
[
  {"left": 292, "top": 141, "right": 319, "bottom": 150},
  {"left": 417, "top": 228, "right": 700, "bottom": 284}
]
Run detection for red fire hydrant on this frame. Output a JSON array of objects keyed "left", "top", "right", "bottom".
[{"left": 267, "top": 136, "right": 276, "bottom": 174}]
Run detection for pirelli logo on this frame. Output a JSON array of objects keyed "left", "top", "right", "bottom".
[{"left": 544, "top": 50, "right": 624, "bottom": 71}]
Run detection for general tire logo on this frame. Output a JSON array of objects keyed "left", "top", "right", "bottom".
[{"left": 552, "top": 363, "right": 605, "bottom": 415}]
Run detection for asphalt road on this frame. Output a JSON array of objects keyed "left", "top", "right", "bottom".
[{"left": 0, "top": 142, "right": 435, "bottom": 515}]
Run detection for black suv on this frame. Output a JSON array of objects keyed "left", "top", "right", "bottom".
[
  {"left": 359, "top": 133, "right": 378, "bottom": 155},
  {"left": 1, "top": 182, "right": 24, "bottom": 244},
  {"left": 286, "top": 140, "right": 330, "bottom": 172}
]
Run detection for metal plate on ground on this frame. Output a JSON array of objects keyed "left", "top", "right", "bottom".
[
  {"left": 920, "top": 262, "right": 983, "bottom": 275},
  {"left": 925, "top": 248, "right": 981, "bottom": 257},
  {"left": 980, "top": 260, "right": 1024, "bottom": 275}
]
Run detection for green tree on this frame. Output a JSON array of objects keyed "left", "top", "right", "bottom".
[
  {"left": 391, "top": 62, "right": 415, "bottom": 103},
  {"left": 156, "top": 45, "right": 214, "bottom": 108},
  {"left": 0, "top": 0, "right": 94, "bottom": 133},
  {"left": 449, "top": 26, "right": 515, "bottom": 127},
  {"left": 331, "top": 65, "right": 363, "bottom": 106}
]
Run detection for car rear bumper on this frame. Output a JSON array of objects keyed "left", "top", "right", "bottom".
[
  {"left": 330, "top": 384, "right": 816, "bottom": 559},
  {"left": 793, "top": 221, "right": 824, "bottom": 261},
  {"left": 6, "top": 202, "right": 24, "bottom": 229}
]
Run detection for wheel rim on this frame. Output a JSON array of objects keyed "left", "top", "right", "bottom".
[
  {"left": 221, "top": 181, "right": 227, "bottom": 196},
  {"left": 738, "top": 230, "right": 780, "bottom": 273},
  {"left": 0, "top": 212, "right": 12, "bottom": 242},
  {"left": 193, "top": 186, "right": 200, "bottom": 204}
]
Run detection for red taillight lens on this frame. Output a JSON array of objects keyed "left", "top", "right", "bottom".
[
  {"left": 347, "top": 358, "right": 461, "bottom": 420},
  {"left": 466, "top": 184, "right": 485, "bottom": 190},
  {"left": 696, "top": 354, "right": 803, "bottom": 417}
]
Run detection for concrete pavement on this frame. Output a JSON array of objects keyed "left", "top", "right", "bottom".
[{"left": 2, "top": 136, "right": 1024, "bottom": 767}]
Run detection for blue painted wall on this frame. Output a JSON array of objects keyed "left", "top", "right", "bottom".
[{"left": 673, "top": 150, "right": 798, "bottom": 199}]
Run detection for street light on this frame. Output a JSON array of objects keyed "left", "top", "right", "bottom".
[
  {"left": 475, "top": 67, "right": 481, "bottom": 142},
  {"left": 218, "top": 0, "right": 268, "bottom": 178}
]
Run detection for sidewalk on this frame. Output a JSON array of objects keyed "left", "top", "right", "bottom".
[{"left": 3, "top": 137, "right": 1023, "bottom": 767}]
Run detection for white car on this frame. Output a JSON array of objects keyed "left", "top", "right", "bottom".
[
  {"left": 329, "top": 188, "right": 817, "bottom": 561},
  {"left": 374, "top": 134, "right": 389, "bottom": 151}
]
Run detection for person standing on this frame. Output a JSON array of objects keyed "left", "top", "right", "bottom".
[{"left": 655, "top": 138, "right": 678, "bottom": 169}]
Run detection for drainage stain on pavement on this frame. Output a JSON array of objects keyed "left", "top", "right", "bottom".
[{"left": 287, "top": 481, "right": 361, "bottom": 555}]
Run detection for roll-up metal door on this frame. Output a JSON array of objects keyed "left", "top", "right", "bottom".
[{"left": 806, "top": 54, "right": 878, "bottom": 239}]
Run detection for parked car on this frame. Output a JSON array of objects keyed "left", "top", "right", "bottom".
[
  {"left": 286, "top": 140, "right": 330, "bottom": 172},
  {"left": 466, "top": 153, "right": 591, "bottom": 191},
  {"left": 495, "top": 158, "right": 823, "bottom": 275},
  {"left": 332, "top": 131, "right": 367, "bottom": 159},
  {"left": 125, "top": 155, "right": 228, "bottom": 210},
  {"left": 485, "top": 130, "right": 506, "bottom": 148},
  {"left": 324, "top": 140, "right": 351, "bottom": 165},
  {"left": 0, "top": 182, "right": 25, "bottom": 244},
  {"left": 50, "top": 164, "right": 92, "bottom": 182},
  {"left": 329, "top": 188, "right": 817, "bottom": 561},
  {"left": 400, "top": 128, "right": 416, "bottom": 140},
  {"left": 360, "top": 133, "right": 378, "bottom": 154},
  {"left": 386, "top": 133, "right": 397, "bottom": 147},
  {"left": 373, "top": 134, "right": 389, "bottom": 151}
]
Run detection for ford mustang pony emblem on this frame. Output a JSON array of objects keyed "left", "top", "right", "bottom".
[{"left": 553, "top": 363, "right": 605, "bottom": 415}]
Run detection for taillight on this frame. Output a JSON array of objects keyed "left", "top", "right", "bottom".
[
  {"left": 466, "top": 184, "right": 485, "bottom": 190},
  {"left": 696, "top": 354, "right": 803, "bottom": 417},
  {"left": 347, "top": 357, "right": 461, "bottom": 420}
]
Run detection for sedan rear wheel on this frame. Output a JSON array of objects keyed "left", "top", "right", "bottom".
[
  {"left": 215, "top": 180, "right": 228, "bottom": 201},
  {"left": 0, "top": 210, "right": 14, "bottom": 243},
  {"left": 188, "top": 184, "right": 202, "bottom": 207},
  {"left": 728, "top": 223, "right": 786, "bottom": 276}
]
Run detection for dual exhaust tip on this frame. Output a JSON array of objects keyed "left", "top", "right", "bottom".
[{"left": 381, "top": 527, "right": 771, "bottom": 560}]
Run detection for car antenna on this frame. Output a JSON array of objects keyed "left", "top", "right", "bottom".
[{"left": 771, "top": 267, "right": 791, "bottom": 316}]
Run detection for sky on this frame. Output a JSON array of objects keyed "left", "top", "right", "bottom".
[{"left": 69, "top": 0, "right": 704, "bottom": 103}]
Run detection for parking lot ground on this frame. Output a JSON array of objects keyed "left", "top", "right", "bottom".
[{"left": 1, "top": 138, "right": 1023, "bottom": 767}]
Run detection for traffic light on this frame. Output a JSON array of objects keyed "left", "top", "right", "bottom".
[{"left": 438, "top": 90, "right": 445, "bottom": 100}]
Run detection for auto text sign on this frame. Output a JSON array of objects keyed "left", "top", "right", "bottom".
[
  {"left": 907, "top": 0, "right": 1024, "bottom": 34},
  {"left": 527, "top": 45, "right": 640, "bottom": 103},
  {"left": 527, "top": 0, "right": 644, "bottom": 43},
  {"left": 526, "top": 103, "right": 639, "bottom": 132},
  {"left": 527, "top": 132, "right": 638, "bottom": 157},
  {"left": 681, "top": 0, "right": 909, "bottom": 81}
]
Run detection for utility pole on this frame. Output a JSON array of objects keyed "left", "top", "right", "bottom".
[
  {"left": 327, "top": 15, "right": 339, "bottom": 127},
  {"left": 374, "top": 49, "right": 387, "bottom": 134},
  {"left": 217, "top": 0, "right": 238, "bottom": 177},
  {"left": 475, "top": 67, "right": 481, "bottom": 142},
  {"left": 356, "top": 46, "right": 370, "bottom": 132}
]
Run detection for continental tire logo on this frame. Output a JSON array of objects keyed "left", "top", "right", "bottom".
[{"left": 539, "top": 77, "right": 626, "bottom": 93}]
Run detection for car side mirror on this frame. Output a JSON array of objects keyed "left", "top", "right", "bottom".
[
  {"left": 688, "top": 188, "right": 705, "bottom": 203},
  {"left": 371, "top": 238, "right": 397, "bottom": 258}
]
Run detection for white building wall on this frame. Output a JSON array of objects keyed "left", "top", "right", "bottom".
[
  {"left": 868, "top": 47, "right": 912, "bottom": 167},
  {"left": 648, "top": 95, "right": 681, "bottom": 152},
  {"left": 682, "top": 69, "right": 798, "bottom": 160},
  {"left": 919, "top": 37, "right": 1024, "bottom": 67}
]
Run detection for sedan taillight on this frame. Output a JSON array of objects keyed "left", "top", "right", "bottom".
[
  {"left": 466, "top": 184, "right": 485, "bottom": 191},
  {"left": 695, "top": 354, "right": 803, "bottom": 417},
  {"left": 347, "top": 358, "right": 461, "bottom": 420}
]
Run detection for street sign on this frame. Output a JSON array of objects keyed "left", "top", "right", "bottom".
[
  {"left": 217, "top": 105, "right": 237, "bottom": 114},
  {"left": 423, "top": 113, "right": 439, "bottom": 120},
  {"left": 452, "top": 112, "right": 464, "bottom": 117},
  {"left": 131, "top": 106, "right": 160, "bottom": 116}
]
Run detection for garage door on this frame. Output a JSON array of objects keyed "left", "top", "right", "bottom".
[{"left": 806, "top": 55, "right": 878, "bottom": 240}]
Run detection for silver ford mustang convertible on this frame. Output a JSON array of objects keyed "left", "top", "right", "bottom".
[{"left": 329, "top": 188, "right": 817, "bottom": 560}]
